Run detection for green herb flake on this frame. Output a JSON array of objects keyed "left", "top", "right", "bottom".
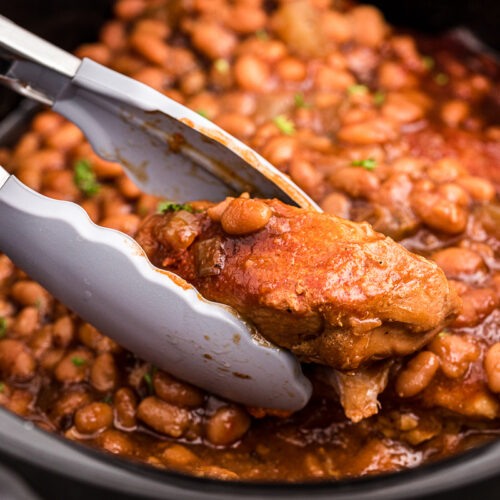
[
  {"left": 196, "top": 109, "right": 209, "bottom": 119},
  {"left": 273, "top": 115, "right": 295, "bottom": 136},
  {"left": 373, "top": 90, "right": 385, "bottom": 106},
  {"left": 348, "top": 84, "right": 369, "bottom": 96},
  {"left": 214, "top": 59, "right": 230, "bottom": 74},
  {"left": 350, "top": 158, "right": 377, "bottom": 171},
  {"left": 422, "top": 56, "right": 435, "bottom": 70},
  {"left": 294, "top": 92, "right": 311, "bottom": 109},
  {"left": 71, "top": 356, "right": 87, "bottom": 367},
  {"left": 434, "top": 73, "right": 449, "bottom": 86},
  {"left": 0, "top": 318, "right": 6, "bottom": 338},
  {"left": 438, "top": 330, "right": 449, "bottom": 338},
  {"left": 157, "top": 201, "right": 196, "bottom": 214},
  {"left": 103, "top": 395, "right": 112, "bottom": 405},
  {"left": 0, "top": 382, "right": 4, "bottom": 394},
  {"left": 144, "top": 372, "right": 154, "bottom": 394},
  {"left": 34, "top": 300, "right": 41, "bottom": 310},
  {"left": 255, "top": 29, "right": 268, "bottom": 40},
  {"left": 74, "top": 159, "right": 100, "bottom": 197}
]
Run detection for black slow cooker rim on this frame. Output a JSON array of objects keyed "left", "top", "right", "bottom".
[{"left": 1, "top": 407, "right": 499, "bottom": 499}]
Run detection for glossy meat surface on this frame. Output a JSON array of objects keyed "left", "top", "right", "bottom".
[{"left": 136, "top": 198, "right": 461, "bottom": 371}]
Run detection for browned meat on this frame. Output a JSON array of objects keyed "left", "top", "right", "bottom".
[
  {"left": 315, "top": 363, "right": 392, "bottom": 423},
  {"left": 136, "top": 196, "right": 461, "bottom": 373}
]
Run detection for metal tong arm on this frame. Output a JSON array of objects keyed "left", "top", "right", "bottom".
[{"left": 0, "top": 15, "right": 80, "bottom": 104}]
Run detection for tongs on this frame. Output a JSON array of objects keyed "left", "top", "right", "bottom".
[{"left": 0, "top": 17, "right": 318, "bottom": 410}]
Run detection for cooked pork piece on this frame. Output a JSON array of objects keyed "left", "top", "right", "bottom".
[{"left": 136, "top": 196, "right": 461, "bottom": 372}]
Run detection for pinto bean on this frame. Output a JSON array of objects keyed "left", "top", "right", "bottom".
[
  {"left": 320, "top": 192, "right": 351, "bottom": 218},
  {"left": 431, "top": 247, "right": 485, "bottom": 278},
  {"left": 54, "top": 349, "right": 93, "bottom": 383},
  {"left": 205, "top": 406, "right": 251, "bottom": 446},
  {"left": 99, "top": 20, "right": 127, "bottom": 50},
  {"left": 225, "top": 5, "right": 266, "bottom": 33},
  {"left": 427, "top": 158, "right": 466, "bottom": 184},
  {"left": 441, "top": 100, "right": 470, "bottom": 127},
  {"left": 137, "top": 396, "right": 190, "bottom": 437},
  {"left": 129, "top": 31, "right": 169, "bottom": 66},
  {"left": 12, "top": 307, "right": 39, "bottom": 338},
  {"left": 97, "top": 429, "right": 134, "bottom": 455},
  {"left": 234, "top": 55, "right": 271, "bottom": 92},
  {"left": 322, "top": 11, "right": 352, "bottom": 43},
  {"left": 395, "top": 351, "right": 440, "bottom": 398},
  {"left": 90, "top": 353, "right": 118, "bottom": 392},
  {"left": 161, "top": 444, "right": 199, "bottom": 467},
  {"left": 429, "top": 334, "right": 480, "bottom": 378},
  {"left": 13, "top": 132, "right": 40, "bottom": 160},
  {"left": 437, "top": 183, "right": 469, "bottom": 207},
  {"left": 153, "top": 370, "right": 204, "bottom": 408},
  {"left": 78, "top": 323, "right": 120, "bottom": 354},
  {"left": 452, "top": 288, "right": 499, "bottom": 328},
  {"left": 457, "top": 176, "right": 495, "bottom": 202},
  {"left": 349, "top": 5, "right": 388, "bottom": 47},
  {"left": 20, "top": 149, "right": 65, "bottom": 172},
  {"left": 215, "top": 113, "right": 256, "bottom": 139},
  {"left": 261, "top": 136, "right": 296, "bottom": 168},
  {"left": 314, "top": 66, "right": 355, "bottom": 90},
  {"left": 132, "top": 67, "right": 171, "bottom": 91},
  {"left": 114, "top": 0, "right": 146, "bottom": 20},
  {"left": 338, "top": 118, "right": 398, "bottom": 144},
  {"left": 52, "top": 316, "right": 75, "bottom": 348},
  {"left": 29, "top": 325, "right": 53, "bottom": 359},
  {"left": 485, "top": 343, "right": 500, "bottom": 393},
  {"left": 31, "top": 112, "right": 64, "bottom": 137},
  {"left": 16, "top": 167, "right": 42, "bottom": 191},
  {"left": 289, "top": 158, "right": 324, "bottom": 198},
  {"left": 114, "top": 387, "right": 137, "bottom": 429},
  {"left": 410, "top": 191, "right": 467, "bottom": 234},
  {"left": 100, "top": 214, "right": 141, "bottom": 236},
  {"left": 75, "top": 402, "right": 113, "bottom": 434},
  {"left": 277, "top": 57, "right": 307, "bottom": 82},
  {"left": 75, "top": 44, "right": 111, "bottom": 66},
  {"left": 46, "top": 123, "right": 84, "bottom": 151},
  {"left": 0, "top": 339, "right": 35, "bottom": 380},
  {"left": 329, "top": 167, "right": 380, "bottom": 199},
  {"left": 221, "top": 198, "right": 272, "bottom": 235},
  {"left": 133, "top": 19, "right": 170, "bottom": 39},
  {"left": 191, "top": 22, "right": 237, "bottom": 60}
]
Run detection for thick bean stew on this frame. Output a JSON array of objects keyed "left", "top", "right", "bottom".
[{"left": 1, "top": 0, "right": 500, "bottom": 481}]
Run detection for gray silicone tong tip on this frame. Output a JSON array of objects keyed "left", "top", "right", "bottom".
[{"left": 0, "top": 17, "right": 316, "bottom": 410}]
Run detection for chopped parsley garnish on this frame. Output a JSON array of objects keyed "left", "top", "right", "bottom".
[
  {"left": 157, "top": 201, "right": 196, "bottom": 214},
  {"left": 273, "top": 115, "right": 295, "bottom": 136},
  {"left": 434, "top": 73, "right": 449, "bottom": 86},
  {"left": 422, "top": 56, "right": 435, "bottom": 70},
  {"left": 196, "top": 109, "right": 209, "bottom": 119},
  {"left": 438, "top": 330, "right": 449, "bottom": 338},
  {"left": 103, "top": 395, "right": 112, "bottom": 405},
  {"left": 74, "top": 159, "right": 100, "bottom": 196},
  {"left": 348, "top": 84, "right": 368, "bottom": 96},
  {"left": 0, "top": 382, "right": 4, "bottom": 394},
  {"left": 214, "top": 59, "right": 229, "bottom": 74},
  {"left": 71, "top": 356, "right": 87, "bottom": 367},
  {"left": 350, "top": 158, "right": 377, "bottom": 171},
  {"left": 294, "top": 92, "right": 311, "bottom": 109},
  {"left": 373, "top": 90, "right": 385, "bottom": 106},
  {"left": 143, "top": 367, "right": 158, "bottom": 395},
  {"left": 255, "top": 29, "right": 268, "bottom": 40},
  {"left": 0, "top": 318, "right": 6, "bottom": 338},
  {"left": 34, "top": 300, "right": 41, "bottom": 309}
]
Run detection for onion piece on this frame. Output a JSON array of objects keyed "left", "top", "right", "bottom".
[{"left": 195, "top": 237, "right": 226, "bottom": 277}]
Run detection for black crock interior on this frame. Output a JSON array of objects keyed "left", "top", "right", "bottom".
[{"left": 0, "top": 1, "right": 499, "bottom": 498}]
